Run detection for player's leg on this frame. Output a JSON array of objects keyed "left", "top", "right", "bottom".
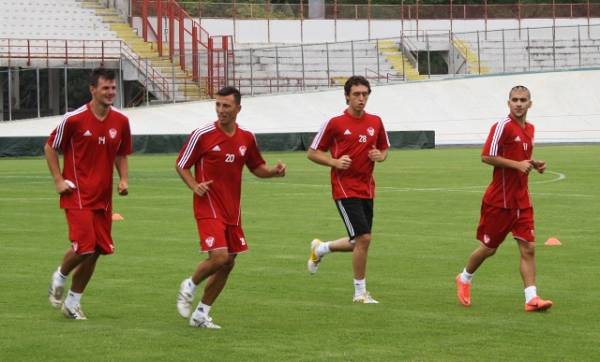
[
  {"left": 190, "top": 225, "right": 245, "bottom": 329},
  {"left": 49, "top": 248, "right": 85, "bottom": 308},
  {"left": 456, "top": 204, "right": 510, "bottom": 307},
  {"left": 514, "top": 208, "right": 552, "bottom": 311},
  {"left": 178, "top": 219, "right": 229, "bottom": 318}
]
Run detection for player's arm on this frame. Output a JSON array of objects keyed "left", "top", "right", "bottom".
[
  {"left": 482, "top": 155, "right": 533, "bottom": 174},
  {"left": 114, "top": 155, "right": 129, "bottom": 195},
  {"left": 250, "top": 161, "right": 286, "bottom": 178},
  {"left": 307, "top": 148, "right": 351, "bottom": 170},
  {"left": 175, "top": 165, "right": 212, "bottom": 196},
  {"left": 44, "top": 143, "right": 72, "bottom": 194}
]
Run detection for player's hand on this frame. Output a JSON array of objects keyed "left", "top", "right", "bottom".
[
  {"left": 368, "top": 147, "right": 384, "bottom": 162},
  {"left": 334, "top": 155, "right": 352, "bottom": 170},
  {"left": 193, "top": 180, "right": 213, "bottom": 196},
  {"left": 530, "top": 159, "right": 546, "bottom": 174},
  {"left": 272, "top": 160, "right": 286, "bottom": 177},
  {"left": 55, "top": 179, "right": 74, "bottom": 195},
  {"left": 118, "top": 180, "right": 129, "bottom": 196},
  {"left": 516, "top": 160, "right": 534, "bottom": 174}
]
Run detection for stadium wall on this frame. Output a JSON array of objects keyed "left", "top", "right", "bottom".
[
  {"left": 133, "top": 18, "right": 600, "bottom": 44},
  {"left": 1, "top": 69, "right": 599, "bottom": 156}
]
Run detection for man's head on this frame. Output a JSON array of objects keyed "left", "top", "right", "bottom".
[
  {"left": 507, "top": 85, "right": 532, "bottom": 121},
  {"left": 89, "top": 68, "right": 117, "bottom": 107},
  {"left": 215, "top": 86, "right": 242, "bottom": 126},
  {"left": 344, "top": 76, "right": 371, "bottom": 114}
]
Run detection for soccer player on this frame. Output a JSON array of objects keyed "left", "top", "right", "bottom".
[
  {"left": 175, "top": 86, "right": 286, "bottom": 329},
  {"left": 306, "top": 76, "right": 390, "bottom": 304},
  {"left": 455, "top": 85, "right": 552, "bottom": 312},
  {"left": 45, "top": 68, "right": 131, "bottom": 320}
]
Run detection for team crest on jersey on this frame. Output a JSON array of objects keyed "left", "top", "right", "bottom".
[
  {"left": 239, "top": 145, "right": 247, "bottom": 156},
  {"left": 205, "top": 236, "right": 215, "bottom": 248},
  {"left": 109, "top": 128, "right": 118, "bottom": 139},
  {"left": 367, "top": 127, "right": 375, "bottom": 136}
]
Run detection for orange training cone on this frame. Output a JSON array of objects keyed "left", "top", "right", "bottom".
[
  {"left": 544, "top": 237, "right": 561, "bottom": 246},
  {"left": 112, "top": 213, "right": 124, "bottom": 221}
]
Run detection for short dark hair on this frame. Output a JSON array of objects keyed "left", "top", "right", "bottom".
[
  {"left": 344, "top": 75, "right": 371, "bottom": 97},
  {"left": 217, "top": 86, "right": 241, "bottom": 105},
  {"left": 89, "top": 68, "right": 116, "bottom": 87},
  {"left": 509, "top": 85, "right": 531, "bottom": 99}
]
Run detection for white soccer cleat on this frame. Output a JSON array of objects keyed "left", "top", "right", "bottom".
[
  {"left": 189, "top": 313, "right": 221, "bottom": 329},
  {"left": 177, "top": 279, "right": 194, "bottom": 318},
  {"left": 48, "top": 268, "right": 65, "bottom": 308},
  {"left": 307, "top": 239, "right": 323, "bottom": 274},
  {"left": 353, "top": 292, "right": 379, "bottom": 304},
  {"left": 61, "top": 303, "right": 87, "bottom": 320}
]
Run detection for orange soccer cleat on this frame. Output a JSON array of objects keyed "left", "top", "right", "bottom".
[
  {"left": 525, "top": 296, "right": 553, "bottom": 312},
  {"left": 455, "top": 274, "right": 471, "bottom": 307}
]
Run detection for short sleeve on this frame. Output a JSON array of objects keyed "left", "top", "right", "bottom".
[
  {"left": 310, "top": 119, "right": 334, "bottom": 151},
  {"left": 117, "top": 120, "right": 132, "bottom": 156},
  {"left": 176, "top": 129, "right": 205, "bottom": 169},
  {"left": 245, "top": 134, "right": 266, "bottom": 171},
  {"left": 376, "top": 118, "right": 390, "bottom": 150},
  {"left": 47, "top": 116, "right": 75, "bottom": 151},
  {"left": 482, "top": 120, "right": 508, "bottom": 157}
]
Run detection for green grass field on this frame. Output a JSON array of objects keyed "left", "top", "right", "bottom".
[{"left": 1, "top": 145, "right": 599, "bottom": 361}]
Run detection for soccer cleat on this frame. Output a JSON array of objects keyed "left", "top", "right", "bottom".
[
  {"left": 176, "top": 279, "right": 195, "bottom": 318},
  {"left": 525, "top": 296, "right": 553, "bottom": 312},
  {"left": 455, "top": 274, "right": 471, "bottom": 307},
  {"left": 189, "top": 313, "right": 221, "bottom": 329},
  {"left": 352, "top": 292, "right": 379, "bottom": 304},
  {"left": 61, "top": 303, "right": 87, "bottom": 320},
  {"left": 48, "top": 268, "right": 65, "bottom": 308},
  {"left": 307, "top": 239, "right": 323, "bottom": 274}
]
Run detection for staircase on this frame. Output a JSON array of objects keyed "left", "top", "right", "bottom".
[
  {"left": 378, "top": 40, "right": 425, "bottom": 81},
  {"left": 452, "top": 39, "right": 490, "bottom": 75},
  {"left": 78, "top": 0, "right": 207, "bottom": 102}
]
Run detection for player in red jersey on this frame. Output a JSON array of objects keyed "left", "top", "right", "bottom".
[
  {"left": 455, "top": 85, "right": 553, "bottom": 312},
  {"left": 45, "top": 68, "right": 132, "bottom": 320},
  {"left": 175, "top": 86, "right": 286, "bottom": 329},
  {"left": 306, "top": 76, "right": 390, "bottom": 304}
]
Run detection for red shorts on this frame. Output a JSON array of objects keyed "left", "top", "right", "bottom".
[
  {"left": 476, "top": 203, "right": 535, "bottom": 249},
  {"left": 65, "top": 208, "right": 114, "bottom": 255},
  {"left": 195, "top": 218, "right": 248, "bottom": 254}
]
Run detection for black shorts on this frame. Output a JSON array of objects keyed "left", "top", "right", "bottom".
[{"left": 335, "top": 198, "right": 373, "bottom": 240}]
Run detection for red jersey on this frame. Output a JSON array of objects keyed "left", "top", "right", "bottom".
[
  {"left": 47, "top": 104, "right": 132, "bottom": 210},
  {"left": 481, "top": 115, "right": 535, "bottom": 209},
  {"left": 176, "top": 122, "right": 266, "bottom": 226},
  {"left": 311, "top": 110, "right": 390, "bottom": 200}
]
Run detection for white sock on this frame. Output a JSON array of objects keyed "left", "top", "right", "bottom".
[
  {"left": 353, "top": 278, "right": 366, "bottom": 297},
  {"left": 316, "top": 242, "right": 331, "bottom": 257},
  {"left": 193, "top": 302, "right": 211, "bottom": 316},
  {"left": 460, "top": 268, "right": 473, "bottom": 284},
  {"left": 54, "top": 267, "right": 67, "bottom": 285},
  {"left": 65, "top": 290, "right": 82, "bottom": 308},
  {"left": 186, "top": 278, "right": 197, "bottom": 294},
  {"left": 524, "top": 286, "right": 537, "bottom": 303}
]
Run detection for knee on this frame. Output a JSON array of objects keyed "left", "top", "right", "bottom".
[
  {"left": 209, "top": 252, "right": 230, "bottom": 268},
  {"left": 520, "top": 242, "right": 535, "bottom": 258},
  {"left": 354, "top": 234, "right": 372, "bottom": 250},
  {"left": 222, "top": 257, "right": 236, "bottom": 273}
]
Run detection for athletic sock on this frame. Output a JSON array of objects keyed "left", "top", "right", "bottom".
[
  {"left": 460, "top": 268, "right": 473, "bottom": 284},
  {"left": 316, "top": 242, "right": 331, "bottom": 257},
  {"left": 194, "top": 302, "right": 211, "bottom": 316},
  {"left": 353, "top": 279, "right": 366, "bottom": 297},
  {"left": 56, "top": 267, "right": 68, "bottom": 282},
  {"left": 64, "top": 290, "right": 82, "bottom": 308},
  {"left": 524, "top": 286, "right": 537, "bottom": 303},
  {"left": 186, "top": 278, "right": 197, "bottom": 294}
]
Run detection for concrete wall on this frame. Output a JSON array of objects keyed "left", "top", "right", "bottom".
[{"left": 1, "top": 69, "right": 599, "bottom": 145}]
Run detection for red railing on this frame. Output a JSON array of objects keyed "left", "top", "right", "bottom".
[
  {"left": 132, "top": 0, "right": 234, "bottom": 96},
  {"left": 0, "top": 38, "right": 171, "bottom": 100}
]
